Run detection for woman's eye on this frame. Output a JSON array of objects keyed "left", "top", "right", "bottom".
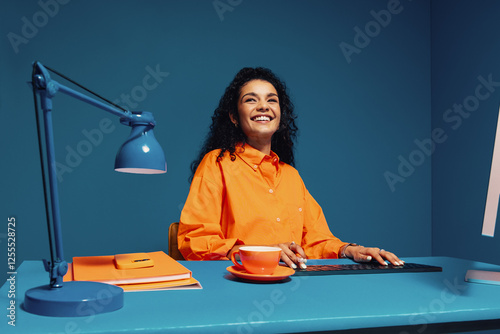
[{"left": 245, "top": 98, "right": 256, "bottom": 102}]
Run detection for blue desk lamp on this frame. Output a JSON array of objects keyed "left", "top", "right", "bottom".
[{"left": 24, "top": 61, "right": 166, "bottom": 317}]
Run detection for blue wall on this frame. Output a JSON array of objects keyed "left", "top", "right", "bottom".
[
  {"left": 1, "top": 0, "right": 432, "bottom": 282},
  {"left": 431, "top": 0, "right": 500, "bottom": 264}
]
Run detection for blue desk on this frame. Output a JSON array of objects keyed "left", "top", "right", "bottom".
[{"left": 1, "top": 257, "right": 500, "bottom": 333}]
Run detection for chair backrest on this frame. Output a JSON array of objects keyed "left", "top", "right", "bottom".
[{"left": 168, "top": 222, "right": 185, "bottom": 260}]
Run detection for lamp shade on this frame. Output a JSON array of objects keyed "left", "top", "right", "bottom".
[{"left": 115, "top": 114, "right": 166, "bottom": 174}]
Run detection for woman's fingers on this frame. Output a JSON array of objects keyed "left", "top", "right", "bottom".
[
  {"left": 277, "top": 242, "right": 307, "bottom": 269},
  {"left": 351, "top": 247, "right": 404, "bottom": 266}
]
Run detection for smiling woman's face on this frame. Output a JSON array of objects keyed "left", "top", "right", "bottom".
[{"left": 231, "top": 79, "right": 281, "bottom": 152}]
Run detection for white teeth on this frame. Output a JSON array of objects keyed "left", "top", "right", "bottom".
[{"left": 254, "top": 116, "right": 271, "bottom": 121}]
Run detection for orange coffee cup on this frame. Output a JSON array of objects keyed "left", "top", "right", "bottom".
[{"left": 231, "top": 246, "right": 281, "bottom": 275}]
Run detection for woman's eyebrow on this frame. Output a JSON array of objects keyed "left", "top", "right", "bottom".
[
  {"left": 241, "top": 92, "right": 258, "bottom": 99},
  {"left": 241, "top": 92, "right": 279, "bottom": 100}
]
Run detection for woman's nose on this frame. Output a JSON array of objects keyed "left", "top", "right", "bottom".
[{"left": 257, "top": 101, "right": 270, "bottom": 111}]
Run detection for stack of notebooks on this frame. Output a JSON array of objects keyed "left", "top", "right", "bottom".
[{"left": 64, "top": 251, "right": 201, "bottom": 291}]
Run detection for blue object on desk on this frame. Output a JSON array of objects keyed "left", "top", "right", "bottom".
[
  {"left": 26, "top": 62, "right": 166, "bottom": 317},
  {"left": 24, "top": 281, "right": 123, "bottom": 317}
]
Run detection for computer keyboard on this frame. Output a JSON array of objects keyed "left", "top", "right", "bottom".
[{"left": 294, "top": 262, "right": 442, "bottom": 276}]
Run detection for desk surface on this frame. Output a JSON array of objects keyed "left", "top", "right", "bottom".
[{"left": 2, "top": 256, "right": 500, "bottom": 334}]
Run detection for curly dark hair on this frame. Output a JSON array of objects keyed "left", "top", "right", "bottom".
[{"left": 190, "top": 67, "right": 298, "bottom": 181}]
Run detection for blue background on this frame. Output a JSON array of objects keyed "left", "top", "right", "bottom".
[
  {"left": 431, "top": 0, "right": 500, "bottom": 266},
  {"left": 1, "top": 0, "right": 494, "bottom": 283}
]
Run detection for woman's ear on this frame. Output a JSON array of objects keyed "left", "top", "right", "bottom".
[{"left": 229, "top": 113, "right": 238, "bottom": 127}]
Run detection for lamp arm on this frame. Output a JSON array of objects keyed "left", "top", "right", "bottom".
[{"left": 32, "top": 63, "right": 139, "bottom": 124}]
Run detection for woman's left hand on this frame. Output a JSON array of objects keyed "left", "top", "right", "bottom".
[{"left": 344, "top": 245, "right": 404, "bottom": 266}]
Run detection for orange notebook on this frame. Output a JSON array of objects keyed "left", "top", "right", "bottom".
[
  {"left": 71, "top": 251, "right": 191, "bottom": 285},
  {"left": 118, "top": 277, "right": 202, "bottom": 292}
]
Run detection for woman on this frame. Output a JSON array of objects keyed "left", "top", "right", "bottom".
[{"left": 178, "top": 67, "right": 403, "bottom": 269}]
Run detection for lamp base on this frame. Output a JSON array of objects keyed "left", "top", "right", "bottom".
[{"left": 24, "top": 281, "right": 123, "bottom": 317}]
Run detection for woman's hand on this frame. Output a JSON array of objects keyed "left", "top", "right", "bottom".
[
  {"left": 274, "top": 241, "right": 307, "bottom": 269},
  {"left": 344, "top": 245, "right": 404, "bottom": 266}
]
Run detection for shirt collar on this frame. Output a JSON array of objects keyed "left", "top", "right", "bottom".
[{"left": 235, "top": 143, "right": 280, "bottom": 167}]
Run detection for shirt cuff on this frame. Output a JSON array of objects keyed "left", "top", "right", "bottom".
[{"left": 325, "top": 241, "right": 350, "bottom": 259}]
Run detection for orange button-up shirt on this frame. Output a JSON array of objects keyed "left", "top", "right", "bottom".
[{"left": 178, "top": 144, "right": 348, "bottom": 260}]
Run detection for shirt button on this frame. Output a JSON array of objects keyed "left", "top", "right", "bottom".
[
  {"left": 277, "top": 218, "right": 280, "bottom": 222},
  {"left": 254, "top": 165, "right": 258, "bottom": 169},
  {"left": 298, "top": 207, "right": 303, "bottom": 212},
  {"left": 269, "top": 189, "right": 273, "bottom": 193}
]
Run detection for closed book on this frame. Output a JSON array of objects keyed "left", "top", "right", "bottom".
[
  {"left": 72, "top": 251, "right": 191, "bottom": 285},
  {"left": 119, "top": 277, "right": 202, "bottom": 291}
]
